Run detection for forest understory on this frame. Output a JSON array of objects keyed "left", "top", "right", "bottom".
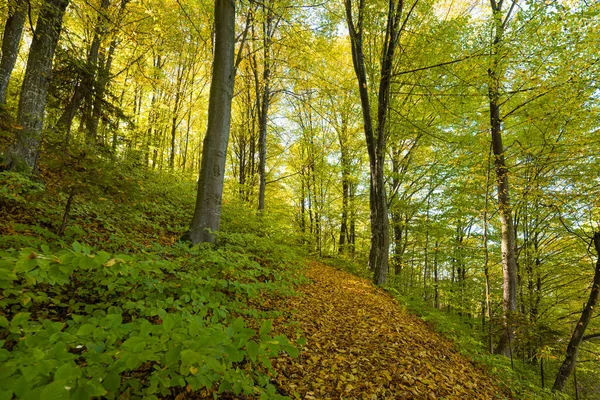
[{"left": 1, "top": 0, "right": 600, "bottom": 398}]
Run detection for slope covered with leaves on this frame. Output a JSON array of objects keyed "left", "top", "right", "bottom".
[{"left": 271, "top": 262, "right": 510, "bottom": 399}]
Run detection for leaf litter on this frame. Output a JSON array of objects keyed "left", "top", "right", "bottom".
[{"left": 271, "top": 262, "right": 510, "bottom": 399}]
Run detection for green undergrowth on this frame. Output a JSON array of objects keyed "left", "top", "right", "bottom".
[
  {"left": 0, "top": 165, "right": 309, "bottom": 399},
  {"left": 385, "top": 288, "right": 568, "bottom": 400}
]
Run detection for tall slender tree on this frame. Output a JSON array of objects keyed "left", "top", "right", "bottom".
[
  {"left": 185, "top": 0, "right": 235, "bottom": 244},
  {"left": 488, "top": 0, "right": 519, "bottom": 357},
  {"left": 553, "top": 232, "right": 600, "bottom": 391},
  {"left": 344, "top": 0, "right": 410, "bottom": 285}
]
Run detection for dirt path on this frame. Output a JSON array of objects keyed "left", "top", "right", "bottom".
[{"left": 272, "top": 262, "right": 509, "bottom": 399}]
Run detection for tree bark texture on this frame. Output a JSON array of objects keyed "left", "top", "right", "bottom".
[
  {"left": 0, "top": 0, "right": 26, "bottom": 104},
  {"left": 185, "top": 0, "right": 235, "bottom": 244},
  {"left": 6, "top": 0, "right": 69, "bottom": 171},
  {"left": 488, "top": 3, "right": 518, "bottom": 357},
  {"left": 552, "top": 232, "right": 600, "bottom": 392}
]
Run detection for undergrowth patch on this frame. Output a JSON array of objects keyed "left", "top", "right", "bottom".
[{"left": 0, "top": 164, "right": 308, "bottom": 399}]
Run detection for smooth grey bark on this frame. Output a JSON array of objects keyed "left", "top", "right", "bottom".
[
  {"left": 552, "top": 232, "right": 600, "bottom": 391},
  {"left": 185, "top": 0, "right": 235, "bottom": 244},
  {"left": 488, "top": 2, "right": 519, "bottom": 357},
  {"left": 0, "top": 0, "right": 26, "bottom": 104},
  {"left": 6, "top": 0, "right": 69, "bottom": 171},
  {"left": 483, "top": 147, "right": 493, "bottom": 353}
]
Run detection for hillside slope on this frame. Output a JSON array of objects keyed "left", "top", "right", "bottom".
[{"left": 272, "top": 262, "right": 509, "bottom": 399}]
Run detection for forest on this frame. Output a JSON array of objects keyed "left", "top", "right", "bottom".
[{"left": 0, "top": 0, "right": 599, "bottom": 398}]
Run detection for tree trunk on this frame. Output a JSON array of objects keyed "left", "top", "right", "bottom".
[
  {"left": 345, "top": 0, "right": 403, "bottom": 285},
  {"left": 6, "top": 0, "right": 69, "bottom": 171},
  {"left": 87, "top": 0, "right": 129, "bottom": 142},
  {"left": 184, "top": 0, "right": 235, "bottom": 244},
  {"left": 338, "top": 114, "right": 350, "bottom": 253},
  {"left": 0, "top": 0, "right": 26, "bottom": 104},
  {"left": 483, "top": 147, "right": 493, "bottom": 353},
  {"left": 552, "top": 232, "right": 600, "bottom": 391},
  {"left": 257, "top": 1, "right": 274, "bottom": 213},
  {"left": 170, "top": 64, "right": 185, "bottom": 170},
  {"left": 55, "top": 0, "right": 110, "bottom": 141},
  {"left": 488, "top": 3, "right": 518, "bottom": 357}
]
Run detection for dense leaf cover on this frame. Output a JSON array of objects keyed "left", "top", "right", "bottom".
[{"left": 0, "top": 167, "right": 306, "bottom": 399}]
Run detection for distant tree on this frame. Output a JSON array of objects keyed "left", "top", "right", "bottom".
[{"left": 184, "top": 0, "right": 235, "bottom": 244}]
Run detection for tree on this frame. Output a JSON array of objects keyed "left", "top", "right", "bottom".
[
  {"left": 5, "top": 0, "right": 70, "bottom": 172},
  {"left": 184, "top": 0, "right": 235, "bottom": 244},
  {"left": 553, "top": 232, "right": 600, "bottom": 391},
  {"left": 0, "top": 0, "right": 27, "bottom": 104},
  {"left": 487, "top": 0, "right": 519, "bottom": 357},
  {"left": 344, "top": 0, "right": 410, "bottom": 285}
]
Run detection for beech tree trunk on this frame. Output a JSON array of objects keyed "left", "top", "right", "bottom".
[
  {"left": 345, "top": 0, "right": 404, "bottom": 285},
  {"left": 257, "top": 1, "right": 274, "bottom": 213},
  {"left": 185, "top": 0, "right": 235, "bottom": 244},
  {"left": 488, "top": 1, "right": 518, "bottom": 357},
  {"left": 6, "top": 0, "right": 69, "bottom": 171},
  {"left": 0, "top": 0, "right": 26, "bottom": 104},
  {"left": 552, "top": 232, "right": 600, "bottom": 391}
]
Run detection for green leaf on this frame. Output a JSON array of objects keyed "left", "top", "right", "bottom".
[
  {"left": 162, "top": 315, "right": 174, "bottom": 333},
  {"left": 122, "top": 336, "right": 146, "bottom": 353},
  {"left": 180, "top": 349, "right": 198, "bottom": 366},
  {"left": 259, "top": 320, "right": 272, "bottom": 337},
  {"left": 40, "top": 381, "right": 70, "bottom": 400},
  {"left": 246, "top": 340, "right": 259, "bottom": 361},
  {"left": 76, "top": 324, "right": 95, "bottom": 336},
  {"left": 10, "top": 312, "right": 30, "bottom": 328},
  {"left": 54, "top": 363, "right": 81, "bottom": 382},
  {"left": 103, "top": 372, "right": 121, "bottom": 393},
  {"left": 0, "top": 390, "right": 13, "bottom": 400}
]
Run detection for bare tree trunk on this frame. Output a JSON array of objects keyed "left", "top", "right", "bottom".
[
  {"left": 56, "top": 0, "right": 110, "bottom": 142},
  {"left": 552, "top": 232, "right": 600, "bottom": 391},
  {"left": 87, "top": 0, "right": 129, "bottom": 142},
  {"left": 6, "top": 0, "right": 69, "bottom": 171},
  {"left": 345, "top": 0, "right": 405, "bottom": 285},
  {"left": 170, "top": 63, "right": 186, "bottom": 170},
  {"left": 184, "top": 0, "right": 235, "bottom": 244},
  {"left": 257, "top": 1, "right": 274, "bottom": 213},
  {"left": 338, "top": 114, "right": 350, "bottom": 254},
  {"left": 0, "top": 0, "right": 26, "bottom": 104},
  {"left": 488, "top": 2, "right": 518, "bottom": 357},
  {"left": 483, "top": 146, "right": 493, "bottom": 353}
]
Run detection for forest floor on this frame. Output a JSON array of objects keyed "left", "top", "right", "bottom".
[{"left": 270, "top": 262, "right": 510, "bottom": 400}]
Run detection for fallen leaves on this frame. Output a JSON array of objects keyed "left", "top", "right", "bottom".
[{"left": 272, "top": 262, "right": 510, "bottom": 399}]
